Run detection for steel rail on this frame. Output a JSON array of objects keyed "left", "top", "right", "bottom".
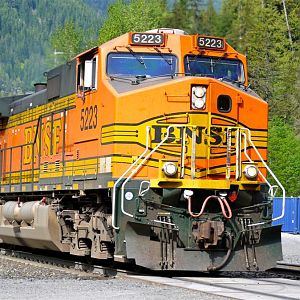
[{"left": 0, "top": 247, "right": 132, "bottom": 278}]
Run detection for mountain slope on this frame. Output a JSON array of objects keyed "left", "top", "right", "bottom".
[
  {"left": 0, "top": 0, "right": 103, "bottom": 95},
  {"left": 0, "top": 0, "right": 222, "bottom": 95}
]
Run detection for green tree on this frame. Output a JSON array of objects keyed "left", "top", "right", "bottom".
[
  {"left": 166, "top": 0, "right": 193, "bottom": 33},
  {"left": 200, "top": 0, "right": 218, "bottom": 35},
  {"left": 215, "top": 0, "right": 237, "bottom": 37},
  {"left": 99, "top": 0, "right": 168, "bottom": 45},
  {"left": 165, "top": 0, "right": 210, "bottom": 34},
  {"left": 246, "top": 3, "right": 297, "bottom": 118},
  {"left": 248, "top": 3, "right": 299, "bottom": 121},
  {"left": 50, "top": 21, "right": 96, "bottom": 63},
  {"left": 268, "top": 117, "right": 300, "bottom": 196},
  {"left": 217, "top": 0, "right": 299, "bottom": 122},
  {"left": 215, "top": 0, "right": 300, "bottom": 194},
  {"left": 0, "top": 0, "right": 103, "bottom": 95}
]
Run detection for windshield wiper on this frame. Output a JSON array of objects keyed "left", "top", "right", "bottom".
[
  {"left": 110, "top": 75, "right": 146, "bottom": 85},
  {"left": 109, "top": 75, "right": 137, "bottom": 84},
  {"left": 218, "top": 77, "right": 244, "bottom": 87},
  {"left": 154, "top": 47, "right": 172, "bottom": 66},
  {"left": 110, "top": 73, "right": 176, "bottom": 85},
  {"left": 126, "top": 46, "right": 147, "bottom": 68}
]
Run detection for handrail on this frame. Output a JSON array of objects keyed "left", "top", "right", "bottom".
[
  {"left": 0, "top": 107, "right": 71, "bottom": 188},
  {"left": 228, "top": 127, "right": 285, "bottom": 226},
  {"left": 241, "top": 132, "right": 277, "bottom": 196},
  {"left": 111, "top": 126, "right": 151, "bottom": 230},
  {"left": 0, "top": 115, "right": 43, "bottom": 153},
  {"left": 180, "top": 127, "right": 186, "bottom": 178},
  {"left": 191, "top": 127, "right": 196, "bottom": 179},
  {"left": 0, "top": 116, "right": 42, "bottom": 189},
  {"left": 235, "top": 128, "right": 241, "bottom": 180},
  {"left": 120, "top": 126, "right": 173, "bottom": 219},
  {"left": 242, "top": 128, "right": 285, "bottom": 225},
  {"left": 226, "top": 129, "right": 232, "bottom": 179}
]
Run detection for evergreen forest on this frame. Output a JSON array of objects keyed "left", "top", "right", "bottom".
[{"left": 0, "top": 0, "right": 299, "bottom": 195}]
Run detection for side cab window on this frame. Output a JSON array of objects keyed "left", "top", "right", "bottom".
[{"left": 77, "top": 49, "right": 98, "bottom": 96}]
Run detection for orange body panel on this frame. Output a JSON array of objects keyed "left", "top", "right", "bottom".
[{"left": 0, "top": 31, "right": 267, "bottom": 191}]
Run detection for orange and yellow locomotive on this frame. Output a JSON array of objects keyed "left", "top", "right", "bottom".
[{"left": 0, "top": 29, "right": 284, "bottom": 271}]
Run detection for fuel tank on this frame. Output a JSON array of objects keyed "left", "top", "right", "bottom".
[{"left": 0, "top": 201, "right": 69, "bottom": 252}]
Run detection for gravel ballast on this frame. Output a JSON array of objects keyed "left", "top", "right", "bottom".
[{"left": 0, "top": 257, "right": 229, "bottom": 300}]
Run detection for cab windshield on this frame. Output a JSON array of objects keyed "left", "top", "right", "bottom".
[
  {"left": 184, "top": 56, "right": 245, "bottom": 83},
  {"left": 107, "top": 52, "right": 177, "bottom": 77}
]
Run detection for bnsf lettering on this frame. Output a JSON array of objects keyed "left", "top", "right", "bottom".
[
  {"left": 152, "top": 126, "right": 206, "bottom": 144},
  {"left": 210, "top": 127, "right": 223, "bottom": 145},
  {"left": 23, "top": 119, "right": 62, "bottom": 164},
  {"left": 151, "top": 125, "right": 236, "bottom": 146}
]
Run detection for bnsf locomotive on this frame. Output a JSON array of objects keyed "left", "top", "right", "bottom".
[{"left": 0, "top": 29, "right": 284, "bottom": 271}]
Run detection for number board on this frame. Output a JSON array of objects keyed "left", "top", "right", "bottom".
[
  {"left": 197, "top": 36, "right": 225, "bottom": 50},
  {"left": 130, "top": 32, "right": 165, "bottom": 46}
]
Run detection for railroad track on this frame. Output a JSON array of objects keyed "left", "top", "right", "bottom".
[
  {"left": 0, "top": 246, "right": 128, "bottom": 278},
  {"left": 1, "top": 246, "right": 300, "bottom": 279},
  {"left": 266, "top": 261, "right": 300, "bottom": 280},
  {"left": 275, "top": 261, "right": 300, "bottom": 272},
  {"left": 1, "top": 247, "right": 300, "bottom": 300},
  {"left": 130, "top": 274, "right": 300, "bottom": 300}
]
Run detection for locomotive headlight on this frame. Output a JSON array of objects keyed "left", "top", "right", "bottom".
[
  {"left": 162, "top": 162, "right": 178, "bottom": 177},
  {"left": 192, "top": 86, "right": 206, "bottom": 110},
  {"left": 243, "top": 164, "right": 258, "bottom": 179},
  {"left": 193, "top": 86, "right": 206, "bottom": 98}
]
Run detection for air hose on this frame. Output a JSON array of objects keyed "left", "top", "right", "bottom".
[{"left": 207, "top": 232, "right": 233, "bottom": 272}]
